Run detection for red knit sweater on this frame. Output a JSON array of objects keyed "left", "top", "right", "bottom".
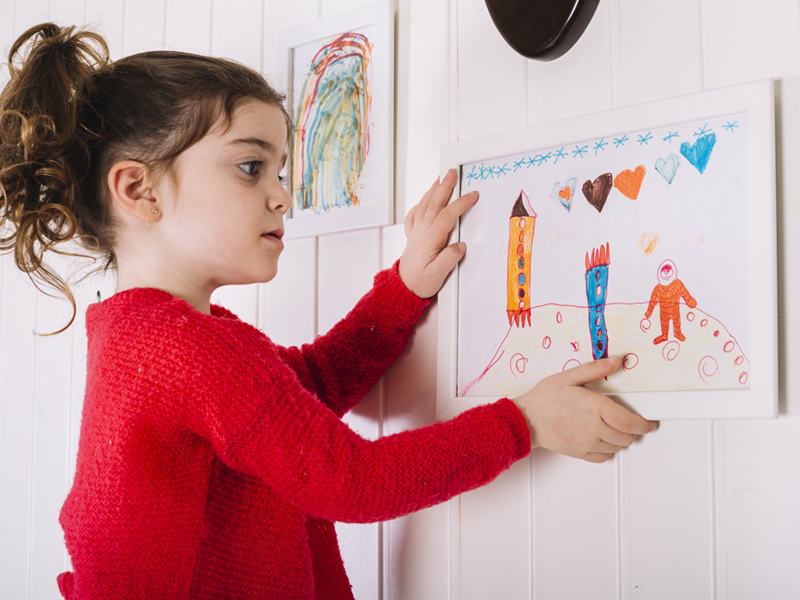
[{"left": 57, "top": 265, "right": 531, "bottom": 599}]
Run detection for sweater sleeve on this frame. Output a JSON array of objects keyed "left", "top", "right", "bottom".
[
  {"left": 273, "top": 262, "right": 429, "bottom": 417},
  {"left": 172, "top": 307, "right": 531, "bottom": 524}
]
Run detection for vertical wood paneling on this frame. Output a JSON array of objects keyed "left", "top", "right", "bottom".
[
  {"left": 211, "top": 0, "right": 263, "bottom": 71},
  {"left": 261, "top": 237, "right": 318, "bottom": 347},
  {"left": 529, "top": 1, "right": 614, "bottom": 126},
  {"left": 0, "top": 264, "right": 38, "bottom": 598},
  {"left": 49, "top": 0, "right": 86, "bottom": 28},
  {"left": 459, "top": 458, "right": 531, "bottom": 600},
  {"left": 29, "top": 270, "right": 75, "bottom": 598},
  {"left": 395, "top": 0, "right": 450, "bottom": 220},
  {"left": 12, "top": 0, "right": 49, "bottom": 34},
  {"left": 706, "top": 0, "right": 800, "bottom": 90},
  {"left": 122, "top": 0, "right": 166, "bottom": 55},
  {"left": 382, "top": 223, "right": 452, "bottom": 600},
  {"left": 318, "top": 227, "right": 383, "bottom": 600},
  {"left": 723, "top": 417, "right": 800, "bottom": 599},
  {"left": 164, "top": 0, "right": 212, "bottom": 53},
  {"left": 536, "top": 453, "right": 618, "bottom": 599},
  {"left": 627, "top": 422, "right": 714, "bottom": 599},
  {"left": 617, "top": 0, "right": 704, "bottom": 107},
  {"left": 456, "top": 0, "right": 527, "bottom": 141},
  {"left": 84, "top": 0, "right": 125, "bottom": 60}
]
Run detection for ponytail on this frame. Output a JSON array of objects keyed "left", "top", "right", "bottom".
[{"left": 0, "top": 23, "right": 109, "bottom": 334}]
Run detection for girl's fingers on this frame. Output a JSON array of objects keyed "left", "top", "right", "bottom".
[
  {"left": 404, "top": 204, "right": 418, "bottom": 238},
  {"left": 421, "top": 169, "right": 458, "bottom": 228}
]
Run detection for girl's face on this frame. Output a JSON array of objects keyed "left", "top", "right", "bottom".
[{"left": 153, "top": 100, "right": 291, "bottom": 292}]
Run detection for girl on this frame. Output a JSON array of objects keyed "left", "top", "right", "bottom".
[{"left": 0, "top": 23, "right": 656, "bottom": 599}]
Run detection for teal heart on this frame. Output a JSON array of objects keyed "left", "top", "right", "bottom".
[
  {"left": 680, "top": 133, "right": 716, "bottom": 174},
  {"left": 551, "top": 177, "right": 577, "bottom": 211},
  {"left": 655, "top": 154, "right": 680, "bottom": 184}
]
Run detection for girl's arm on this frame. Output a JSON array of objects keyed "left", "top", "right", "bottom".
[
  {"left": 273, "top": 263, "right": 429, "bottom": 417},
  {"left": 273, "top": 170, "right": 476, "bottom": 416},
  {"left": 179, "top": 316, "right": 530, "bottom": 524}
]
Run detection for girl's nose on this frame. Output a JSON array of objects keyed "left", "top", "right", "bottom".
[{"left": 269, "top": 184, "right": 292, "bottom": 215}]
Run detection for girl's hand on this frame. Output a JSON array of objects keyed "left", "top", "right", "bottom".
[
  {"left": 513, "top": 357, "right": 658, "bottom": 463},
  {"left": 399, "top": 169, "right": 478, "bottom": 298}
]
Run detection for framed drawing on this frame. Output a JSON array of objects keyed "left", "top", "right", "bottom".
[
  {"left": 278, "top": 0, "right": 394, "bottom": 238},
  {"left": 437, "top": 80, "right": 777, "bottom": 420}
]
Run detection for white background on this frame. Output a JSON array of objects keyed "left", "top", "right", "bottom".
[{"left": 1, "top": 0, "right": 800, "bottom": 599}]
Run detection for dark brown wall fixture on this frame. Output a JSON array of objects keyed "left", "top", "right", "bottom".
[{"left": 484, "top": 0, "right": 601, "bottom": 61}]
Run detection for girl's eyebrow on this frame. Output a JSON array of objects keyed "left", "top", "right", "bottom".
[{"left": 227, "top": 137, "right": 288, "bottom": 163}]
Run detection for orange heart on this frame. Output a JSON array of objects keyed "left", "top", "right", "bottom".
[
  {"left": 559, "top": 186, "right": 571, "bottom": 200},
  {"left": 614, "top": 165, "right": 646, "bottom": 200}
]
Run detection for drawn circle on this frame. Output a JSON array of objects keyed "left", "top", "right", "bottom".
[
  {"left": 517, "top": 244, "right": 524, "bottom": 256},
  {"left": 519, "top": 300, "right": 526, "bottom": 308},
  {"left": 562, "top": 359, "right": 581, "bottom": 372},
  {"left": 640, "top": 318, "right": 651, "bottom": 332},
  {"left": 700, "top": 319, "right": 708, "bottom": 327},
  {"left": 596, "top": 340, "right": 604, "bottom": 352},
  {"left": 570, "top": 341, "right": 580, "bottom": 352},
  {"left": 713, "top": 330, "right": 720, "bottom": 337},
  {"left": 518, "top": 288, "right": 525, "bottom": 298},
  {"left": 556, "top": 311, "right": 563, "bottom": 324},
  {"left": 595, "top": 316, "right": 601, "bottom": 327},
  {"left": 542, "top": 336, "right": 552, "bottom": 349},
  {"left": 519, "top": 231, "right": 525, "bottom": 242},
  {"left": 739, "top": 372, "right": 749, "bottom": 385},
  {"left": 519, "top": 218, "right": 526, "bottom": 228},
  {"left": 622, "top": 353, "right": 639, "bottom": 371},
  {"left": 596, "top": 284, "right": 602, "bottom": 297},
  {"left": 723, "top": 341, "right": 735, "bottom": 353},
  {"left": 734, "top": 356, "right": 744, "bottom": 366},
  {"left": 510, "top": 353, "right": 528, "bottom": 377},
  {"left": 518, "top": 257, "right": 525, "bottom": 269},
  {"left": 662, "top": 341, "right": 680, "bottom": 362},
  {"left": 698, "top": 356, "right": 719, "bottom": 384},
  {"left": 687, "top": 312, "right": 695, "bottom": 322},
  {"left": 518, "top": 273, "right": 526, "bottom": 286}
]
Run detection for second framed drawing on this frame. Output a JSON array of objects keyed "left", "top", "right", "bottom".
[
  {"left": 437, "top": 80, "right": 778, "bottom": 420},
  {"left": 278, "top": 1, "right": 394, "bottom": 238}
]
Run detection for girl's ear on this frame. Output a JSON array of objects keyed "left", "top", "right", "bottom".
[{"left": 107, "top": 161, "right": 160, "bottom": 221}]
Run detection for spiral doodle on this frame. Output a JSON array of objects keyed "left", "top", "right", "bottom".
[
  {"left": 698, "top": 356, "right": 719, "bottom": 384},
  {"left": 662, "top": 341, "right": 680, "bottom": 361}
]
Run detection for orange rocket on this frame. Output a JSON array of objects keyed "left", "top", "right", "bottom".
[{"left": 507, "top": 191, "right": 536, "bottom": 327}]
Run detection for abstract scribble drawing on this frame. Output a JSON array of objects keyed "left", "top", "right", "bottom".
[
  {"left": 585, "top": 243, "right": 611, "bottom": 360},
  {"left": 644, "top": 259, "right": 697, "bottom": 344},
  {"left": 507, "top": 191, "right": 535, "bottom": 328},
  {"left": 292, "top": 33, "right": 373, "bottom": 213}
]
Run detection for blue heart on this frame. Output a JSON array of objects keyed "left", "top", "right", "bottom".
[
  {"left": 680, "top": 133, "right": 716, "bottom": 174},
  {"left": 655, "top": 154, "right": 680, "bottom": 184}
]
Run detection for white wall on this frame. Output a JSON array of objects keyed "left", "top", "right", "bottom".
[{"left": 1, "top": 0, "right": 800, "bottom": 598}]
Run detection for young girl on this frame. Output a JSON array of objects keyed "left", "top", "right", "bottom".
[{"left": 0, "top": 23, "right": 656, "bottom": 599}]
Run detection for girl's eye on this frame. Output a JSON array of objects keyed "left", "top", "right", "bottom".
[
  {"left": 279, "top": 174, "right": 288, "bottom": 186},
  {"left": 238, "top": 161, "right": 262, "bottom": 177}
]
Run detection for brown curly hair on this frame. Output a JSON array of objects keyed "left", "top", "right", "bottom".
[{"left": 0, "top": 23, "right": 290, "bottom": 333}]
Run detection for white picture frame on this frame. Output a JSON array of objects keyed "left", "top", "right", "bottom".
[
  {"left": 277, "top": 0, "right": 394, "bottom": 239},
  {"left": 437, "top": 80, "right": 777, "bottom": 421}
]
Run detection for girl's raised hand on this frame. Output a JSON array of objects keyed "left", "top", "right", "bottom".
[
  {"left": 399, "top": 169, "right": 478, "bottom": 299},
  {"left": 514, "top": 357, "right": 658, "bottom": 463}
]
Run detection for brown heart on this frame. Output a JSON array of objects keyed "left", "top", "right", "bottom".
[{"left": 582, "top": 173, "right": 613, "bottom": 213}]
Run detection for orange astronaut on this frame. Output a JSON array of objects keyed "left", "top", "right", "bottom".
[{"left": 644, "top": 259, "right": 697, "bottom": 344}]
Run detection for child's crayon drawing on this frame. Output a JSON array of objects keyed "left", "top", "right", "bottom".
[
  {"left": 291, "top": 32, "right": 373, "bottom": 214},
  {"left": 458, "top": 113, "right": 750, "bottom": 397}
]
